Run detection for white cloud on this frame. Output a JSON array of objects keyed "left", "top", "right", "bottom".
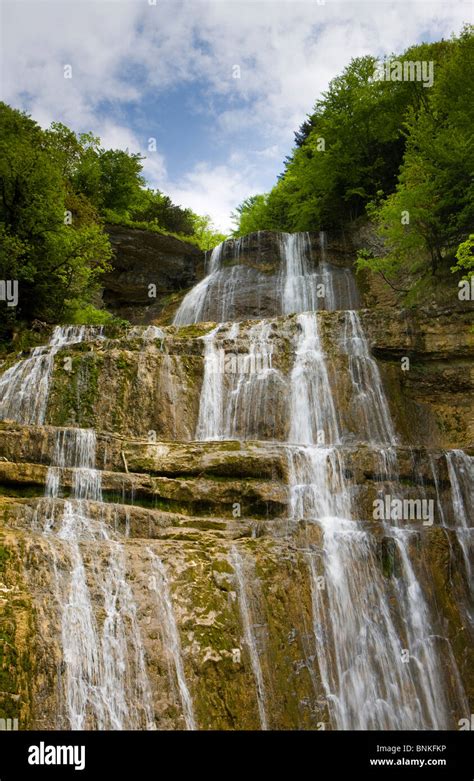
[{"left": 164, "top": 160, "right": 265, "bottom": 233}]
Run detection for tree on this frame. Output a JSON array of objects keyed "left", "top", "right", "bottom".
[
  {"left": 452, "top": 234, "right": 474, "bottom": 279},
  {"left": 0, "top": 103, "right": 112, "bottom": 335},
  {"left": 232, "top": 35, "right": 467, "bottom": 240},
  {"left": 188, "top": 213, "right": 226, "bottom": 249},
  {"left": 232, "top": 195, "right": 270, "bottom": 236},
  {"left": 98, "top": 149, "right": 145, "bottom": 212},
  {"left": 358, "top": 27, "right": 474, "bottom": 279}
]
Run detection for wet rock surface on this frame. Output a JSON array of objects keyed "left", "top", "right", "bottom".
[{"left": 0, "top": 232, "right": 472, "bottom": 731}]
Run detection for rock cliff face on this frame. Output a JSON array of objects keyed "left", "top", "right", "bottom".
[
  {"left": 0, "top": 230, "right": 472, "bottom": 731},
  {"left": 102, "top": 225, "right": 204, "bottom": 324},
  {"left": 19, "top": 308, "right": 470, "bottom": 448},
  {"left": 173, "top": 231, "right": 359, "bottom": 324}
]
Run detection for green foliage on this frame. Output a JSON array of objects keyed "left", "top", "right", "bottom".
[
  {"left": 104, "top": 210, "right": 224, "bottom": 250},
  {"left": 0, "top": 104, "right": 112, "bottom": 339},
  {"left": 452, "top": 234, "right": 474, "bottom": 279},
  {"left": 234, "top": 50, "right": 426, "bottom": 234},
  {"left": 0, "top": 102, "right": 225, "bottom": 343},
  {"left": 232, "top": 195, "right": 271, "bottom": 235},
  {"left": 63, "top": 301, "right": 128, "bottom": 327},
  {"left": 96, "top": 149, "right": 144, "bottom": 212},
  {"left": 124, "top": 190, "right": 225, "bottom": 248},
  {"left": 128, "top": 188, "right": 195, "bottom": 234},
  {"left": 358, "top": 27, "right": 474, "bottom": 280},
  {"left": 187, "top": 213, "right": 226, "bottom": 250},
  {"left": 234, "top": 28, "right": 473, "bottom": 289}
]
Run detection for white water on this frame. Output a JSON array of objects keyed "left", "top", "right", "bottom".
[
  {"left": 174, "top": 242, "right": 224, "bottom": 325},
  {"left": 341, "top": 310, "right": 397, "bottom": 445},
  {"left": 195, "top": 326, "right": 224, "bottom": 440},
  {"left": 174, "top": 230, "right": 358, "bottom": 325},
  {"left": 391, "top": 526, "right": 468, "bottom": 725},
  {"left": 195, "top": 320, "right": 285, "bottom": 441},
  {"left": 280, "top": 230, "right": 358, "bottom": 314},
  {"left": 427, "top": 449, "right": 473, "bottom": 625},
  {"left": 231, "top": 547, "right": 269, "bottom": 730},
  {"left": 309, "top": 527, "right": 430, "bottom": 729},
  {"left": 183, "top": 234, "right": 468, "bottom": 729},
  {"left": 41, "top": 428, "right": 155, "bottom": 730},
  {"left": 445, "top": 450, "right": 473, "bottom": 593},
  {"left": 0, "top": 325, "right": 103, "bottom": 425},
  {"left": 1, "top": 229, "right": 470, "bottom": 731},
  {"left": 288, "top": 311, "right": 465, "bottom": 729},
  {"left": 289, "top": 312, "right": 339, "bottom": 445},
  {"left": 281, "top": 232, "right": 320, "bottom": 314},
  {"left": 147, "top": 549, "right": 196, "bottom": 730}
]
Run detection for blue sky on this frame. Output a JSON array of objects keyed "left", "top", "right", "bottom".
[{"left": 1, "top": 0, "right": 471, "bottom": 231}]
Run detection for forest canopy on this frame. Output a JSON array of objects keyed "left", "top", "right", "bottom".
[
  {"left": 1, "top": 27, "right": 472, "bottom": 341},
  {"left": 0, "top": 104, "right": 224, "bottom": 339},
  {"left": 232, "top": 26, "right": 474, "bottom": 285}
]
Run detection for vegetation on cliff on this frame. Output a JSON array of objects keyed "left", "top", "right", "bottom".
[
  {"left": 0, "top": 103, "right": 224, "bottom": 342},
  {"left": 232, "top": 27, "right": 474, "bottom": 289}
]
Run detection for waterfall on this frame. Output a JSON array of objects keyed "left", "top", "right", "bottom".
[
  {"left": 195, "top": 326, "right": 224, "bottom": 440},
  {"left": 289, "top": 312, "right": 339, "bottom": 445},
  {"left": 39, "top": 428, "right": 155, "bottom": 730},
  {"left": 309, "top": 529, "right": 427, "bottom": 729},
  {"left": 222, "top": 321, "right": 281, "bottom": 439},
  {"left": 341, "top": 311, "right": 397, "bottom": 445},
  {"left": 231, "top": 547, "right": 269, "bottom": 730},
  {"left": 1, "top": 228, "right": 470, "bottom": 731},
  {"left": 184, "top": 232, "right": 468, "bottom": 728},
  {"left": 391, "top": 527, "right": 468, "bottom": 724},
  {"left": 427, "top": 450, "right": 473, "bottom": 624},
  {"left": 173, "top": 243, "right": 224, "bottom": 325},
  {"left": 286, "top": 311, "right": 465, "bottom": 729},
  {"left": 174, "top": 230, "right": 358, "bottom": 325},
  {"left": 280, "top": 230, "right": 359, "bottom": 314},
  {"left": 147, "top": 550, "right": 196, "bottom": 730},
  {"left": 445, "top": 450, "right": 473, "bottom": 594},
  {"left": 195, "top": 320, "right": 285, "bottom": 441},
  {"left": 0, "top": 325, "right": 103, "bottom": 425},
  {"left": 280, "top": 232, "right": 321, "bottom": 314}
]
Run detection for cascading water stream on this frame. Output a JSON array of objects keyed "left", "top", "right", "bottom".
[
  {"left": 0, "top": 325, "right": 104, "bottom": 425},
  {"left": 187, "top": 231, "right": 467, "bottom": 729},
  {"left": 230, "top": 547, "right": 269, "bottom": 730},
  {"left": 37, "top": 428, "right": 155, "bottom": 730},
  {"left": 173, "top": 242, "right": 224, "bottom": 325},
  {"left": 445, "top": 450, "right": 473, "bottom": 585},
  {"left": 195, "top": 320, "right": 285, "bottom": 441},
  {"left": 280, "top": 230, "right": 359, "bottom": 314},
  {"left": 341, "top": 310, "right": 397, "bottom": 446},
  {"left": 1, "top": 228, "right": 470, "bottom": 731},
  {"left": 174, "top": 230, "right": 358, "bottom": 325},
  {"left": 147, "top": 550, "right": 196, "bottom": 730},
  {"left": 286, "top": 312, "right": 461, "bottom": 729},
  {"left": 0, "top": 323, "right": 199, "bottom": 730},
  {"left": 195, "top": 326, "right": 224, "bottom": 441}
]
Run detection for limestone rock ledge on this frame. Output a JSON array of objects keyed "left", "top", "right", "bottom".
[
  {"left": 0, "top": 423, "right": 473, "bottom": 728},
  {"left": 17, "top": 307, "right": 472, "bottom": 448}
]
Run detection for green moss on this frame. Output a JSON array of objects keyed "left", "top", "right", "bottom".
[
  {"left": 0, "top": 545, "right": 10, "bottom": 569},
  {"left": 0, "top": 485, "right": 43, "bottom": 499},
  {"left": 378, "top": 537, "right": 400, "bottom": 578},
  {"left": 212, "top": 558, "right": 233, "bottom": 574},
  {"left": 0, "top": 534, "right": 34, "bottom": 726},
  {"left": 174, "top": 323, "right": 216, "bottom": 339},
  {"left": 47, "top": 351, "right": 103, "bottom": 426}
]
